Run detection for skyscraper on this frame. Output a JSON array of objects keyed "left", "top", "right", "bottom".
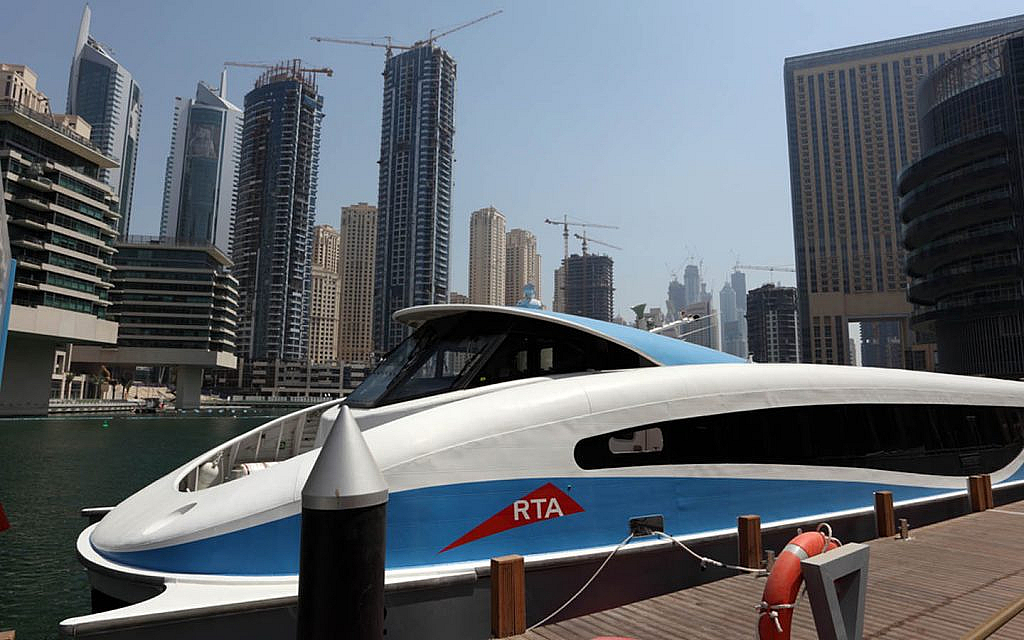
[
  {"left": 233, "top": 61, "right": 324, "bottom": 362},
  {"left": 67, "top": 5, "right": 141, "bottom": 237},
  {"left": 784, "top": 15, "right": 1024, "bottom": 366},
  {"left": 730, "top": 269, "right": 748, "bottom": 356},
  {"left": 683, "top": 264, "right": 701, "bottom": 306},
  {"left": 552, "top": 266, "right": 565, "bottom": 313},
  {"left": 468, "top": 207, "right": 506, "bottom": 305},
  {"left": 309, "top": 225, "right": 340, "bottom": 364},
  {"left": 747, "top": 284, "right": 800, "bottom": 363},
  {"left": 373, "top": 45, "right": 456, "bottom": 353},
  {"left": 563, "top": 253, "right": 614, "bottom": 322},
  {"left": 899, "top": 33, "right": 1024, "bottom": 378},
  {"left": 505, "top": 228, "right": 541, "bottom": 305},
  {"left": 720, "top": 281, "right": 745, "bottom": 358},
  {"left": 160, "top": 72, "right": 242, "bottom": 255},
  {"left": 338, "top": 203, "right": 377, "bottom": 364},
  {"left": 666, "top": 277, "right": 685, "bottom": 321}
]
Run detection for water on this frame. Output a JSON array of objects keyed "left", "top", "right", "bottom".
[{"left": 0, "top": 412, "right": 281, "bottom": 638}]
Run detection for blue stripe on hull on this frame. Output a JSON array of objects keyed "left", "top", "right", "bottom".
[{"left": 97, "top": 471, "right": 1024, "bottom": 576}]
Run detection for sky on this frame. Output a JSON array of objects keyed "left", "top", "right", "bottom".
[{"left": 4, "top": 0, "right": 1024, "bottom": 317}]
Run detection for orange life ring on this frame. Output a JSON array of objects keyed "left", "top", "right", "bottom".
[{"left": 757, "top": 531, "right": 839, "bottom": 640}]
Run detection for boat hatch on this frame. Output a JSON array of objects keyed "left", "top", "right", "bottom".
[{"left": 345, "top": 311, "right": 655, "bottom": 409}]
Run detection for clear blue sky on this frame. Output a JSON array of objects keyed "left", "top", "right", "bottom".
[{"left": 3, "top": 0, "right": 1022, "bottom": 316}]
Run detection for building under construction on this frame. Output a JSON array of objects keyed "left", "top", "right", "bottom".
[
  {"left": 747, "top": 284, "right": 800, "bottom": 363},
  {"left": 232, "top": 60, "right": 325, "bottom": 362},
  {"left": 563, "top": 253, "right": 614, "bottom": 322}
]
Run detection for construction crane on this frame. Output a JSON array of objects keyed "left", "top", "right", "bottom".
[
  {"left": 312, "top": 10, "right": 503, "bottom": 60},
  {"left": 574, "top": 231, "right": 621, "bottom": 255},
  {"left": 734, "top": 263, "right": 797, "bottom": 280},
  {"left": 544, "top": 215, "right": 619, "bottom": 263},
  {"left": 224, "top": 60, "right": 334, "bottom": 78},
  {"left": 308, "top": 36, "right": 412, "bottom": 59}
]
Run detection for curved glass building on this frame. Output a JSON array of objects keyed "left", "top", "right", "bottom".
[{"left": 898, "top": 33, "right": 1024, "bottom": 377}]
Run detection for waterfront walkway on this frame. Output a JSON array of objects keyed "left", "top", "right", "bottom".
[{"left": 513, "top": 499, "right": 1024, "bottom": 639}]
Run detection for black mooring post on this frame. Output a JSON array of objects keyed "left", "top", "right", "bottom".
[{"left": 297, "top": 406, "right": 388, "bottom": 640}]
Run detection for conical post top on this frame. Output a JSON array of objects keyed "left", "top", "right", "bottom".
[{"left": 302, "top": 406, "right": 388, "bottom": 510}]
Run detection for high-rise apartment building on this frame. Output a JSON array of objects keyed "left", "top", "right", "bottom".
[
  {"left": 338, "top": 203, "right": 377, "bottom": 364},
  {"left": 233, "top": 61, "right": 323, "bottom": 362},
  {"left": 747, "top": 284, "right": 800, "bottom": 363},
  {"left": 563, "top": 253, "right": 614, "bottom": 322},
  {"left": 373, "top": 45, "right": 456, "bottom": 353},
  {"left": 505, "top": 228, "right": 541, "bottom": 305},
  {"left": 309, "top": 225, "right": 340, "bottom": 364},
  {"left": 67, "top": 5, "right": 141, "bottom": 237},
  {"left": 784, "top": 15, "right": 1024, "bottom": 366},
  {"left": 0, "top": 63, "right": 118, "bottom": 414},
  {"left": 160, "top": 72, "right": 242, "bottom": 255},
  {"left": 312, "top": 223, "right": 340, "bottom": 272},
  {"left": 468, "top": 206, "right": 506, "bottom": 305},
  {"left": 552, "top": 266, "right": 565, "bottom": 313}
]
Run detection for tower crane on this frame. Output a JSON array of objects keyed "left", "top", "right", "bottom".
[
  {"left": 224, "top": 60, "right": 334, "bottom": 78},
  {"left": 312, "top": 10, "right": 503, "bottom": 60},
  {"left": 734, "top": 263, "right": 796, "bottom": 280},
  {"left": 308, "top": 36, "right": 413, "bottom": 59},
  {"left": 543, "top": 215, "right": 618, "bottom": 263},
  {"left": 573, "top": 231, "right": 621, "bottom": 255}
]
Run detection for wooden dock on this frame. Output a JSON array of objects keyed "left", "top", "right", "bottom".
[{"left": 512, "top": 499, "right": 1024, "bottom": 639}]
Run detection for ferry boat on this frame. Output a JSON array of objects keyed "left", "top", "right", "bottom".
[{"left": 62, "top": 304, "right": 1024, "bottom": 638}]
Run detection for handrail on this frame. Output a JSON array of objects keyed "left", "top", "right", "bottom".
[{"left": 176, "top": 397, "right": 344, "bottom": 492}]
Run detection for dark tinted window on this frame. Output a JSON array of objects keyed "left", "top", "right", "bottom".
[
  {"left": 346, "top": 312, "right": 653, "bottom": 408},
  {"left": 574, "top": 404, "right": 1024, "bottom": 476}
]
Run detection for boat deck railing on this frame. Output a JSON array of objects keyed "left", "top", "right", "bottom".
[{"left": 177, "top": 398, "right": 344, "bottom": 492}]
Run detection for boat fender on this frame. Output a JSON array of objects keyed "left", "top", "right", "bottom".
[{"left": 757, "top": 524, "right": 840, "bottom": 640}]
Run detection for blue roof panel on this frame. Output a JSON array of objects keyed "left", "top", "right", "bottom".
[{"left": 531, "top": 310, "right": 746, "bottom": 366}]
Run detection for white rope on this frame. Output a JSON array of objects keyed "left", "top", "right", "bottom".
[
  {"left": 526, "top": 533, "right": 635, "bottom": 631},
  {"left": 653, "top": 531, "right": 767, "bottom": 575}
]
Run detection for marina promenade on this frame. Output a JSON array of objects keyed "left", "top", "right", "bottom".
[{"left": 513, "top": 499, "right": 1024, "bottom": 639}]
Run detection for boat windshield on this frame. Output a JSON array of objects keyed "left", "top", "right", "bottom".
[{"left": 345, "top": 311, "right": 653, "bottom": 408}]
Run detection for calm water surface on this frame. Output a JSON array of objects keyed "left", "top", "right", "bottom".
[{"left": 0, "top": 412, "right": 280, "bottom": 638}]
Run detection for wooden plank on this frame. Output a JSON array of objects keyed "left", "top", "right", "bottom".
[{"left": 511, "top": 499, "right": 1024, "bottom": 640}]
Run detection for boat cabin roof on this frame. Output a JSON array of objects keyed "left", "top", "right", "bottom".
[{"left": 394, "top": 304, "right": 744, "bottom": 366}]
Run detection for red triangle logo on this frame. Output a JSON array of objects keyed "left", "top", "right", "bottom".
[{"left": 440, "top": 482, "right": 583, "bottom": 553}]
